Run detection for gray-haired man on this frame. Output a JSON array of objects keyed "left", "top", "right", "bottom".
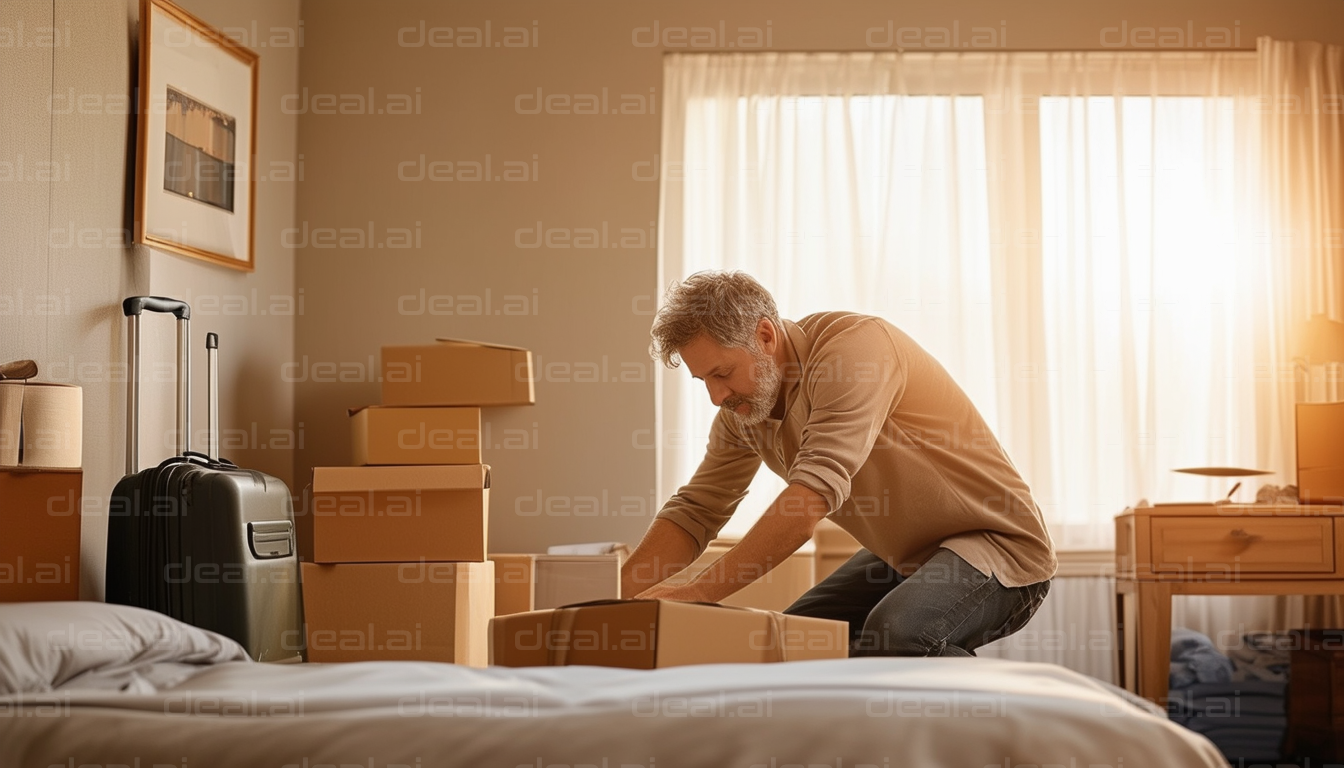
[{"left": 623, "top": 270, "right": 1056, "bottom": 656}]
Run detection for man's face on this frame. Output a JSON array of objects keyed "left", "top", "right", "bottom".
[{"left": 679, "top": 324, "right": 783, "bottom": 427}]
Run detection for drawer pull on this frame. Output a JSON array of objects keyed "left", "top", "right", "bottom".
[{"left": 1229, "top": 528, "right": 1263, "bottom": 543}]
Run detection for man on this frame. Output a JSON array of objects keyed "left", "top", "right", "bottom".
[{"left": 622, "top": 270, "right": 1056, "bottom": 657}]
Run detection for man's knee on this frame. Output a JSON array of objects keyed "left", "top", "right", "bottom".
[{"left": 851, "top": 614, "right": 944, "bottom": 657}]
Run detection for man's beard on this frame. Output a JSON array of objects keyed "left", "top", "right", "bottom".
[{"left": 721, "top": 347, "right": 782, "bottom": 427}]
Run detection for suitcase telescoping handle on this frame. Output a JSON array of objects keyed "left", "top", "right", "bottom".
[
  {"left": 123, "top": 296, "right": 191, "bottom": 475},
  {"left": 206, "top": 333, "right": 219, "bottom": 461}
]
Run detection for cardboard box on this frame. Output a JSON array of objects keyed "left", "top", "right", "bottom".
[
  {"left": 1298, "top": 402, "right": 1344, "bottom": 503},
  {"left": 300, "top": 465, "right": 489, "bottom": 563},
  {"left": 0, "top": 380, "right": 82, "bottom": 468},
  {"left": 350, "top": 406, "right": 481, "bottom": 466},
  {"left": 666, "top": 542, "right": 815, "bottom": 612},
  {"left": 491, "top": 553, "right": 621, "bottom": 616},
  {"left": 301, "top": 561, "right": 494, "bottom": 665},
  {"left": 0, "top": 467, "right": 82, "bottom": 601},
  {"left": 489, "top": 599, "right": 848, "bottom": 668},
  {"left": 381, "top": 339, "right": 535, "bottom": 407}
]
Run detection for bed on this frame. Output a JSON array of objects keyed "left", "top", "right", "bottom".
[{"left": 0, "top": 602, "right": 1224, "bottom": 768}]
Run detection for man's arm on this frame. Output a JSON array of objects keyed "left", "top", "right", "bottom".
[
  {"left": 629, "top": 410, "right": 764, "bottom": 597},
  {"left": 620, "top": 519, "right": 700, "bottom": 598},
  {"left": 636, "top": 483, "right": 828, "bottom": 603}
]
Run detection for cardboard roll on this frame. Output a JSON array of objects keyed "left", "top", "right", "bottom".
[{"left": 0, "top": 381, "right": 82, "bottom": 468}]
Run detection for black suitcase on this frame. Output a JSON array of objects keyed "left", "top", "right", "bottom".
[{"left": 105, "top": 296, "right": 303, "bottom": 662}]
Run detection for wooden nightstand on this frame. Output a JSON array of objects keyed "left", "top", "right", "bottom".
[{"left": 1115, "top": 503, "right": 1344, "bottom": 703}]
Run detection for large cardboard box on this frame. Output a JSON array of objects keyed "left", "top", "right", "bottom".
[
  {"left": 301, "top": 465, "right": 489, "bottom": 563},
  {"left": 350, "top": 406, "right": 481, "bottom": 466},
  {"left": 0, "top": 467, "right": 82, "bottom": 601},
  {"left": 491, "top": 553, "right": 621, "bottom": 616},
  {"left": 490, "top": 599, "right": 848, "bottom": 668},
  {"left": 1298, "top": 402, "right": 1344, "bottom": 503},
  {"left": 0, "top": 381, "right": 82, "bottom": 468},
  {"left": 301, "top": 561, "right": 494, "bottom": 666},
  {"left": 666, "top": 542, "right": 815, "bottom": 612},
  {"left": 381, "top": 339, "right": 535, "bottom": 407}
]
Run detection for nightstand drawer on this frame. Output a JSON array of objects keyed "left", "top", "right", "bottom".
[{"left": 1151, "top": 517, "right": 1335, "bottom": 573}]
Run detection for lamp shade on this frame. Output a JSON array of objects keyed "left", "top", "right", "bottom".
[{"left": 1294, "top": 314, "right": 1344, "bottom": 363}]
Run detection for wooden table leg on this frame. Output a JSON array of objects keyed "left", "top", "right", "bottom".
[
  {"left": 1115, "top": 581, "right": 1138, "bottom": 692},
  {"left": 1137, "top": 580, "right": 1172, "bottom": 704}
]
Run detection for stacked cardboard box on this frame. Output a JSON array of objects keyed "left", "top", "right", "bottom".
[
  {"left": 299, "top": 339, "right": 535, "bottom": 666},
  {"left": 1, "top": 380, "right": 83, "bottom": 603},
  {"left": 1, "top": 467, "right": 83, "bottom": 602}
]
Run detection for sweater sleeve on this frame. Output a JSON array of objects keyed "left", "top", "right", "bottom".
[{"left": 654, "top": 411, "right": 763, "bottom": 553}]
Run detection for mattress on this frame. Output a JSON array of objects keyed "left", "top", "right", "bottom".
[{"left": 1, "top": 656, "right": 1226, "bottom": 767}]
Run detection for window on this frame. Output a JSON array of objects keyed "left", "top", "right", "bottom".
[{"left": 660, "top": 52, "right": 1286, "bottom": 549}]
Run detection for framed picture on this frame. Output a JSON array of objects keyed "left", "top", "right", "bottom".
[{"left": 135, "top": 0, "right": 258, "bottom": 271}]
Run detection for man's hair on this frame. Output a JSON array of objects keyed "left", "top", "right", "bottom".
[{"left": 649, "top": 270, "right": 781, "bottom": 368}]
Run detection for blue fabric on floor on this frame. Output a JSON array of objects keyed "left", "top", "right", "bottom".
[
  {"left": 1170, "top": 627, "right": 1235, "bottom": 689},
  {"left": 1168, "top": 629, "right": 1287, "bottom": 764}
]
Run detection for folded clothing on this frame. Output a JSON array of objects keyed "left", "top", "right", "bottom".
[
  {"left": 1170, "top": 628, "right": 1234, "bottom": 690},
  {"left": 1167, "top": 680, "right": 1288, "bottom": 720},
  {"left": 1228, "top": 632, "right": 1292, "bottom": 683}
]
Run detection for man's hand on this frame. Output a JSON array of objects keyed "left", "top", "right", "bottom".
[
  {"left": 633, "top": 580, "right": 710, "bottom": 603},
  {"left": 663, "top": 483, "right": 829, "bottom": 604},
  {"left": 620, "top": 519, "right": 700, "bottom": 598}
]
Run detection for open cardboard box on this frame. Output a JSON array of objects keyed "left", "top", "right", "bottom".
[
  {"left": 300, "top": 464, "right": 489, "bottom": 563},
  {"left": 381, "top": 339, "right": 534, "bottom": 407},
  {"left": 490, "top": 553, "right": 621, "bottom": 616},
  {"left": 489, "top": 599, "right": 848, "bottom": 668}
]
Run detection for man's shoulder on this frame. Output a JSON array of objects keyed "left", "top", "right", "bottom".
[{"left": 794, "top": 311, "right": 900, "bottom": 347}]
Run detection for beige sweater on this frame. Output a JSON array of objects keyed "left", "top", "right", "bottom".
[{"left": 657, "top": 311, "right": 1057, "bottom": 588}]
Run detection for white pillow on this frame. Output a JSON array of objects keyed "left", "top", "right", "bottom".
[{"left": 0, "top": 601, "right": 248, "bottom": 695}]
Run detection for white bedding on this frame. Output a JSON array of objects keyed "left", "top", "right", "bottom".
[{"left": 0, "top": 603, "right": 1224, "bottom": 768}]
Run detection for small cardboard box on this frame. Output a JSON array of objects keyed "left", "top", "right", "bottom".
[
  {"left": 489, "top": 599, "right": 848, "bottom": 668},
  {"left": 350, "top": 405, "right": 482, "bottom": 466},
  {"left": 0, "top": 467, "right": 82, "bottom": 601},
  {"left": 300, "top": 465, "right": 489, "bottom": 564},
  {"left": 1298, "top": 402, "right": 1344, "bottom": 503},
  {"left": 381, "top": 339, "right": 535, "bottom": 407},
  {"left": 491, "top": 553, "right": 621, "bottom": 616},
  {"left": 0, "top": 380, "right": 82, "bottom": 468},
  {"left": 301, "top": 560, "right": 494, "bottom": 666}
]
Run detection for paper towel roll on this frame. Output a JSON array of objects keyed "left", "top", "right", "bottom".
[{"left": 17, "top": 383, "right": 82, "bottom": 468}]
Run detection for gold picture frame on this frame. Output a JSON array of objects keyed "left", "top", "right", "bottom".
[{"left": 135, "top": 0, "right": 258, "bottom": 271}]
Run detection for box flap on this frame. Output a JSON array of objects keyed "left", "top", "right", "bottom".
[
  {"left": 433, "top": 337, "right": 531, "bottom": 352},
  {"left": 313, "top": 464, "right": 489, "bottom": 492},
  {"left": 348, "top": 404, "right": 481, "bottom": 417}
]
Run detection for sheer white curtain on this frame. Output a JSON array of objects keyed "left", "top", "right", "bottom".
[
  {"left": 661, "top": 54, "right": 1004, "bottom": 537},
  {"left": 659, "top": 51, "right": 1268, "bottom": 548},
  {"left": 656, "top": 43, "right": 1344, "bottom": 682}
]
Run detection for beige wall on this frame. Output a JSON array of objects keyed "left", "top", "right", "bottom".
[
  {"left": 0, "top": 0, "right": 299, "bottom": 599},
  {"left": 293, "top": 0, "right": 1344, "bottom": 555}
]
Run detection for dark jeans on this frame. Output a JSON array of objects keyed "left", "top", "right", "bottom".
[{"left": 784, "top": 547, "right": 1051, "bottom": 657}]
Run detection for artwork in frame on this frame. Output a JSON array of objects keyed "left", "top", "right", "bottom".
[{"left": 135, "top": 0, "right": 258, "bottom": 271}]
